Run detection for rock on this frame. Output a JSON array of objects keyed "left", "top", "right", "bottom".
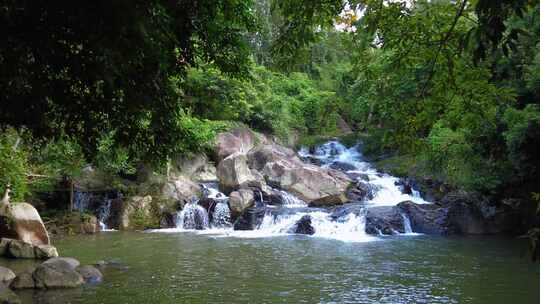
[
  {"left": 247, "top": 144, "right": 299, "bottom": 171},
  {"left": 162, "top": 176, "right": 201, "bottom": 202},
  {"left": 263, "top": 159, "right": 352, "bottom": 206},
  {"left": 228, "top": 189, "right": 255, "bottom": 217},
  {"left": 0, "top": 238, "right": 11, "bottom": 256},
  {"left": 329, "top": 161, "right": 357, "bottom": 172},
  {"left": 290, "top": 215, "right": 315, "bottom": 235},
  {"left": 10, "top": 271, "right": 36, "bottom": 289},
  {"left": 233, "top": 206, "right": 266, "bottom": 230},
  {"left": 394, "top": 179, "right": 413, "bottom": 195},
  {"left": 330, "top": 203, "right": 365, "bottom": 221},
  {"left": 33, "top": 258, "right": 84, "bottom": 289},
  {"left": 0, "top": 267, "right": 16, "bottom": 284},
  {"left": 76, "top": 265, "right": 103, "bottom": 284},
  {"left": 215, "top": 128, "right": 265, "bottom": 162},
  {"left": 34, "top": 245, "right": 59, "bottom": 259},
  {"left": 116, "top": 196, "right": 155, "bottom": 230},
  {"left": 170, "top": 154, "right": 217, "bottom": 182},
  {"left": 397, "top": 201, "right": 448, "bottom": 234},
  {"left": 346, "top": 182, "right": 378, "bottom": 202},
  {"left": 397, "top": 191, "right": 523, "bottom": 235},
  {"left": 0, "top": 282, "right": 21, "bottom": 304},
  {"left": 8, "top": 239, "right": 36, "bottom": 259},
  {"left": 43, "top": 257, "right": 80, "bottom": 270},
  {"left": 365, "top": 206, "right": 405, "bottom": 235},
  {"left": 347, "top": 172, "right": 370, "bottom": 181},
  {"left": 159, "top": 212, "right": 177, "bottom": 228},
  {"left": 1, "top": 238, "right": 58, "bottom": 260},
  {"left": 217, "top": 153, "right": 257, "bottom": 193},
  {"left": 0, "top": 202, "right": 50, "bottom": 245}
]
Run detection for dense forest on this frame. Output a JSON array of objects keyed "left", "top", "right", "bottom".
[{"left": 1, "top": 1, "right": 539, "bottom": 229}]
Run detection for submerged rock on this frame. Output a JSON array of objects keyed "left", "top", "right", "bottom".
[
  {"left": 0, "top": 202, "right": 51, "bottom": 245},
  {"left": 33, "top": 258, "right": 84, "bottom": 289},
  {"left": 346, "top": 182, "right": 378, "bottom": 202},
  {"left": 76, "top": 265, "right": 103, "bottom": 284},
  {"left": 0, "top": 282, "right": 21, "bottom": 304},
  {"left": 365, "top": 206, "right": 405, "bottom": 235},
  {"left": 290, "top": 215, "right": 315, "bottom": 235}
]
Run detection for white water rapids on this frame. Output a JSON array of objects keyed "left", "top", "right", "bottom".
[{"left": 153, "top": 141, "right": 430, "bottom": 242}]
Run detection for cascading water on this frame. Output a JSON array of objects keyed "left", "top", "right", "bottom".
[
  {"left": 72, "top": 190, "right": 117, "bottom": 231},
  {"left": 154, "top": 140, "right": 430, "bottom": 242},
  {"left": 176, "top": 199, "right": 210, "bottom": 230}
]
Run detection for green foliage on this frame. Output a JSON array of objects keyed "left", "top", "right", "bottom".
[
  {"left": 94, "top": 131, "right": 136, "bottom": 176},
  {"left": 182, "top": 64, "right": 342, "bottom": 142},
  {"left": 503, "top": 105, "right": 540, "bottom": 179},
  {"left": 0, "top": 128, "right": 29, "bottom": 201}
]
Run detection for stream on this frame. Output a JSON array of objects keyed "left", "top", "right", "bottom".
[{"left": 3, "top": 141, "right": 540, "bottom": 303}]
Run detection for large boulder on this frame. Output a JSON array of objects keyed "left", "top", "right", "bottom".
[
  {"left": 217, "top": 153, "right": 257, "bottom": 193},
  {"left": 33, "top": 258, "right": 84, "bottom": 289},
  {"left": 397, "top": 201, "right": 448, "bottom": 234},
  {"left": 289, "top": 215, "right": 315, "bottom": 235},
  {"left": 397, "top": 191, "right": 523, "bottom": 235},
  {"left": 228, "top": 189, "right": 256, "bottom": 217},
  {"left": 162, "top": 176, "right": 201, "bottom": 202},
  {"left": 215, "top": 128, "right": 266, "bottom": 162},
  {"left": 365, "top": 206, "right": 405, "bottom": 235},
  {"left": 170, "top": 154, "right": 217, "bottom": 182},
  {"left": 247, "top": 144, "right": 300, "bottom": 171},
  {"left": 263, "top": 160, "right": 352, "bottom": 206},
  {"left": 0, "top": 203, "right": 50, "bottom": 245},
  {"left": 0, "top": 238, "right": 58, "bottom": 259}
]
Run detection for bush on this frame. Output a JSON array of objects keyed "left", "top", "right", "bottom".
[{"left": 0, "top": 128, "right": 29, "bottom": 201}]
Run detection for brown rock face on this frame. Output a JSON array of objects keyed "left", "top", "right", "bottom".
[
  {"left": 215, "top": 128, "right": 266, "bottom": 162},
  {"left": 263, "top": 160, "right": 351, "bottom": 206},
  {"left": 228, "top": 189, "right": 256, "bottom": 217},
  {"left": 217, "top": 153, "right": 257, "bottom": 193},
  {"left": 0, "top": 203, "right": 50, "bottom": 245}
]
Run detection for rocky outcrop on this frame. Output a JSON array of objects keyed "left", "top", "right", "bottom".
[
  {"left": 0, "top": 203, "right": 50, "bottom": 245},
  {"left": 290, "top": 215, "right": 315, "bottom": 235},
  {"left": 228, "top": 189, "right": 255, "bottom": 217},
  {"left": 162, "top": 176, "right": 201, "bottom": 203},
  {"left": 117, "top": 196, "right": 153, "bottom": 230},
  {"left": 397, "top": 191, "right": 523, "bottom": 235},
  {"left": 0, "top": 238, "right": 58, "bottom": 259},
  {"left": 217, "top": 153, "right": 257, "bottom": 193},
  {"left": 170, "top": 154, "right": 217, "bottom": 182},
  {"left": 263, "top": 159, "right": 352, "bottom": 206},
  {"left": 215, "top": 128, "right": 266, "bottom": 162},
  {"left": 365, "top": 206, "right": 405, "bottom": 235},
  {"left": 247, "top": 144, "right": 299, "bottom": 171}
]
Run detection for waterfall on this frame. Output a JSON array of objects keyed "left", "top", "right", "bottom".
[
  {"left": 211, "top": 202, "right": 231, "bottom": 228},
  {"left": 401, "top": 213, "right": 413, "bottom": 234},
  {"left": 176, "top": 201, "right": 210, "bottom": 230},
  {"left": 73, "top": 190, "right": 117, "bottom": 231},
  {"left": 152, "top": 140, "right": 430, "bottom": 241}
]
